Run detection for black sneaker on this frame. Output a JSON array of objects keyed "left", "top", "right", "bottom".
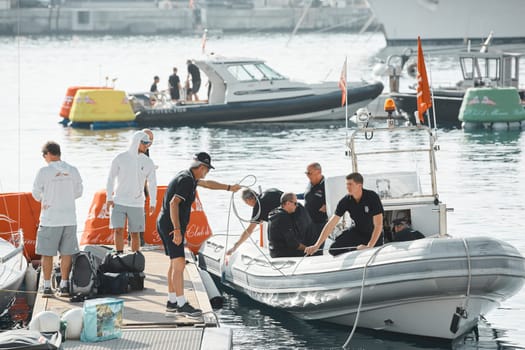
[
  {"left": 177, "top": 302, "right": 202, "bottom": 317},
  {"left": 166, "top": 301, "right": 178, "bottom": 312},
  {"left": 58, "top": 285, "right": 70, "bottom": 297},
  {"left": 42, "top": 287, "right": 54, "bottom": 298}
]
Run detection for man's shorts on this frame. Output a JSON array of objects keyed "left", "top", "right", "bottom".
[
  {"left": 36, "top": 225, "right": 79, "bottom": 256},
  {"left": 157, "top": 224, "right": 185, "bottom": 259},
  {"left": 110, "top": 204, "right": 145, "bottom": 233},
  {"left": 192, "top": 80, "right": 201, "bottom": 94}
]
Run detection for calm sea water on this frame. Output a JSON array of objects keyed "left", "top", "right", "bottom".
[{"left": 1, "top": 33, "right": 524, "bottom": 349}]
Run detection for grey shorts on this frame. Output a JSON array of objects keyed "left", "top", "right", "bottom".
[
  {"left": 110, "top": 204, "right": 145, "bottom": 233},
  {"left": 36, "top": 225, "right": 80, "bottom": 256}
]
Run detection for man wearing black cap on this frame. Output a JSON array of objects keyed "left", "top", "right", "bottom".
[
  {"left": 391, "top": 218, "right": 425, "bottom": 242},
  {"left": 157, "top": 152, "right": 240, "bottom": 316}
]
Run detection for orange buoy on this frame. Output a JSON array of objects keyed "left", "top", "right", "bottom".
[
  {"left": 81, "top": 187, "right": 212, "bottom": 254},
  {"left": 0, "top": 192, "right": 41, "bottom": 261}
]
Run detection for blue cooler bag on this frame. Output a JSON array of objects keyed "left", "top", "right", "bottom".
[{"left": 80, "top": 297, "right": 123, "bottom": 342}]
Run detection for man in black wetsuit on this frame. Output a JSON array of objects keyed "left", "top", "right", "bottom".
[
  {"left": 226, "top": 187, "right": 282, "bottom": 255},
  {"left": 305, "top": 172, "right": 384, "bottom": 257},
  {"left": 268, "top": 193, "right": 319, "bottom": 258},
  {"left": 299, "top": 162, "right": 328, "bottom": 237},
  {"left": 186, "top": 59, "right": 201, "bottom": 101}
]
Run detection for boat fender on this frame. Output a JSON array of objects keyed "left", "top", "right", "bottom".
[
  {"left": 29, "top": 310, "right": 61, "bottom": 333},
  {"left": 449, "top": 306, "right": 467, "bottom": 334},
  {"left": 61, "top": 308, "right": 84, "bottom": 340},
  {"left": 198, "top": 268, "right": 223, "bottom": 309},
  {"left": 24, "top": 263, "right": 38, "bottom": 307}
]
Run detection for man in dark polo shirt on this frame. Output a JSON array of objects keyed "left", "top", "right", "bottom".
[
  {"left": 299, "top": 162, "right": 328, "bottom": 237},
  {"left": 226, "top": 187, "right": 282, "bottom": 255},
  {"left": 305, "top": 172, "right": 384, "bottom": 257},
  {"left": 157, "top": 152, "right": 240, "bottom": 316}
]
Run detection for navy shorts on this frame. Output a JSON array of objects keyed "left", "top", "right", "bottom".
[{"left": 157, "top": 224, "right": 185, "bottom": 259}]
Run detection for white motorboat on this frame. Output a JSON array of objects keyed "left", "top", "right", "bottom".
[
  {"left": 127, "top": 55, "right": 384, "bottom": 126},
  {"left": 365, "top": 0, "right": 525, "bottom": 45},
  {"left": 0, "top": 232, "right": 27, "bottom": 315},
  {"left": 198, "top": 125, "right": 525, "bottom": 340}
]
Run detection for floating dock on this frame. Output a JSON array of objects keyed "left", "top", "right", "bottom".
[{"left": 32, "top": 247, "right": 231, "bottom": 350}]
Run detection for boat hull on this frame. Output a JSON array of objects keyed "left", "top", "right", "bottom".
[
  {"left": 366, "top": 0, "right": 525, "bottom": 45},
  {"left": 390, "top": 90, "right": 463, "bottom": 126},
  {"left": 0, "top": 238, "right": 28, "bottom": 314},
  {"left": 199, "top": 235, "right": 525, "bottom": 339},
  {"left": 134, "top": 82, "right": 384, "bottom": 126}
]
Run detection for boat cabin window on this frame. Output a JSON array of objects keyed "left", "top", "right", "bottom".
[
  {"left": 226, "top": 63, "right": 286, "bottom": 82},
  {"left": 480, "top": 57, "right": 500, "bottom": 82},
  {"left": 460, "top": 57, "right": 480, "bottom": 80}
]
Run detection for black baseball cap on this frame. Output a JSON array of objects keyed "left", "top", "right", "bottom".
[
  {"left": 192, "top": 152, "right": 214, "bottom": 169},
  {"left": 392, "top": 218, "right": 408, "bottom": 226}
]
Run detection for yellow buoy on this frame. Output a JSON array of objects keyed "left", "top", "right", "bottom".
[{"left": 69, "top": 90, "right": 135, "bottom": 123}]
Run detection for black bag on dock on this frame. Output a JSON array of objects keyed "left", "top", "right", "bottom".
[
  {"left": 98, "top": 272, "right": 129, "bottom": 295},
  {"left": 127, "top": 272, "right": 145, "bottom": 291},
  {"left": 99, "top": 251, "right": 145, "bottom": 273}
]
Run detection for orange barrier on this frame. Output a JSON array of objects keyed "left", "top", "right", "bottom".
[
  {"left": 0, "top": 192, "right": 41, "bottom": 261},
  {"left": 81, "top": 187, "right": 212, "bottom": 254},
  {"left": 59, "top": 86, "right": 111, "bottom": 119}
]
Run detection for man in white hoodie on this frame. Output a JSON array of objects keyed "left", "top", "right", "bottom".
[
  {"left": 33, "top": 141, "right": 83, "bottom": 297},
  {"left": 106, "top": 131, "right": 157, "bottom": 254}
]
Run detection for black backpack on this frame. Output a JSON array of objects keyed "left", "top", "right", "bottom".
[{"left": 69, "top": 251, "right": 98, "bottom": 297}]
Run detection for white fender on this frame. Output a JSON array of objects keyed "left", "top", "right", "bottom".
[
  {"left": 198, "top": 268, "right": 223, "bottom": 309},
  {"left": 24, "top": 263, "right": 38, "bottom": 307},
  {"left": 61, "top": 307, "right": 84, "bottom": 340},
  {"left": 29, "top": 311, "right": 61, "bottom": 333}
]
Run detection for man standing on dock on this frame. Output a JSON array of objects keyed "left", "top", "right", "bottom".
[
  {"left": 157, "top": 152, "right": 240, "bottom": 316},
  {"left": 32, "top": 141, "right": 83, "bottom": 297},
  {"left": 106, "top": 131, "right": 157, "bottom": 254}
]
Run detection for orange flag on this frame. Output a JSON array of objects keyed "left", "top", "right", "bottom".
[
  {"left": 416, "top": 36, "right": 432, "bottom": 123},
  {"left": 338, "top": 57, "right": 347, "bottom": 107}
]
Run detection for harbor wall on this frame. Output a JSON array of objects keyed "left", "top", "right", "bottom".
[{"left": 0, "top": 5, "right": 375, "bottom": 35}]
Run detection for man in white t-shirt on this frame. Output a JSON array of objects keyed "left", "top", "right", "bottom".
[
  {"left": 106, "top": 131, "right": 157, "bottom": 254},
  {"left": 32, "top": 141, "right": 83, "bottom": 298}
]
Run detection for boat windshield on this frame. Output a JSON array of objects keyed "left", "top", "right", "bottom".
[{"left": 227, "top": 63, "right": 286, "bottom": 82}]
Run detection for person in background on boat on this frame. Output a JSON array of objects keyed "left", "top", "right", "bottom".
[
  {"left": 297, "top": 162, "right": 327, "bottom": 238},
  {"left": 186, "top": 59, "right": 201, "bottom": 101},
  {"left": 168, "top": 67, "right": 181, "bottom": 102},
  {"left": 106, "top": 131, "right": 157, "bottom": 254},
  {"left": 32, "top": 141, "right": 83, "bottom": 298},
  {"left": 391, "top": 218, "right": 425, "bottom": 242},
  {"left": 305, "top": 172, "right": 384, "bottom": 256},
  {"left": 150, "top": 75, "right": 160, "bottom": 93},
  {"left": 268, "top": 192, "right": 318, "bottom": 258},
  {"left": 157, "top": 152, "right": 240, "bottom": 316},
  {"left": 226, "top": 188, "right": 283, "bottom": 255}
]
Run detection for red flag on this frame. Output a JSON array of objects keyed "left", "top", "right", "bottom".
[
  {"left": 338, "top": 57, "right": 347, "bottom": 107},
  {"left": 416, "top": 36, "right": 432, "bottom": 123}
]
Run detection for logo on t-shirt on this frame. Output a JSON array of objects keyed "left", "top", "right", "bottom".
[{"left": 364, "top": 206, "right": 369, "bottom": 213}]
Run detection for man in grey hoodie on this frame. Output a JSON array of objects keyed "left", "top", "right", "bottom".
[
  {"left": 33, "top": 141, "right": 83, "bottom": 297},
  {"left": 106, "top": 131, "right": 157, "bottom": 254}
]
